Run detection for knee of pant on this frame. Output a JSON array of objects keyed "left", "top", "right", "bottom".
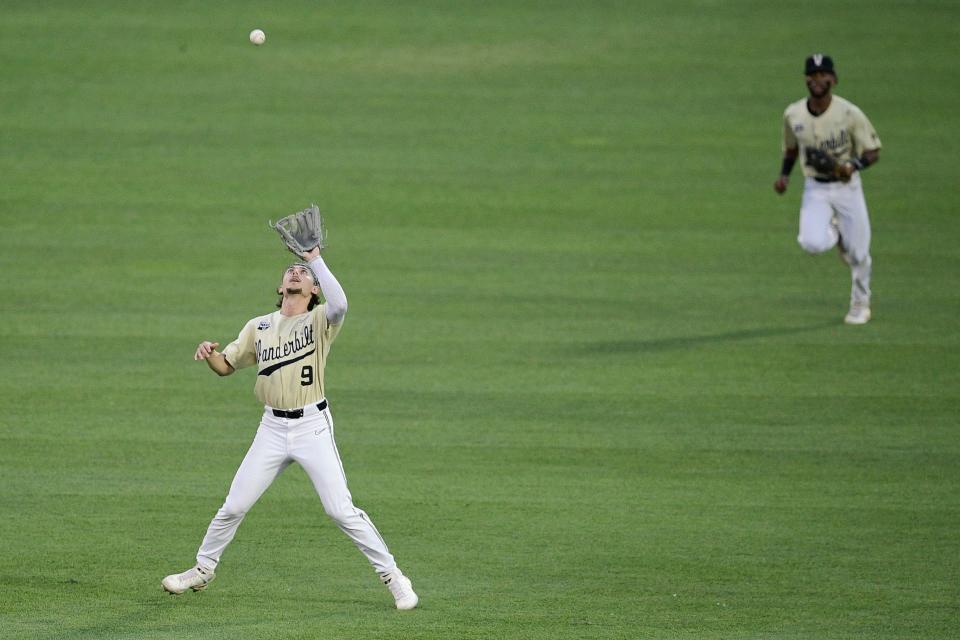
[
  {"left": 798, "top": 235, "right": 833, "bottom": 254},
  {"left": 848, "top": 248, "right": 870, "bottom": 266},
  {"left": 324, "top": 500, "right": 357, "bottom": 525},
  {"left": 221, "top": 497, "right": 250, "bottom": 519}
]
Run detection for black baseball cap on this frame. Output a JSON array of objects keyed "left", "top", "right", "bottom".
[{"left": 805, "top": 53, "right": 836, "bottom": 78}]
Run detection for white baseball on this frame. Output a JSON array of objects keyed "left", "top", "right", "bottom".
[{"left": 249, "top": 29, "right": 266, "bottom": 46}]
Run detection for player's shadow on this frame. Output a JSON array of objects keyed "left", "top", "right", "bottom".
[{"left": 580, "top": 321, "right": 837, "bottom": 355}]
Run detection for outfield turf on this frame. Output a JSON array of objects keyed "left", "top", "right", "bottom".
[{"left": 1, "top": 1, "right": 958, "bottom": 638}]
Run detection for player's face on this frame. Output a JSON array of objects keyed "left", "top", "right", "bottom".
[
  {"left": 805, "top": 71, "right": 835, "bottom": 98},
  {"left": 280, "top": 266, "right": 319, "bottom": 296}
]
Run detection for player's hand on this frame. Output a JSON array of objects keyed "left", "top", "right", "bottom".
[
  {"left": 773, "top": 176, "right": 789, "bottom": 194},
  {"left": 195, "top": 341, "right": 220, "bottom": 361},
  {"left": 301, "top": 246, "right": 321, "bottom": 261},
  {"left": 837, "top": 162, "right": 855, "bottom": 182}
]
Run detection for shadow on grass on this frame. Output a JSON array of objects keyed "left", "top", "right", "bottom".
[{"left": 579, "top": 321, "right": 838, "bottom": 355}]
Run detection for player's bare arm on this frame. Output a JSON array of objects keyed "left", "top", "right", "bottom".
[
  {"left": 774, "top": 146, "right": 799, "bottom": 194},
  {"left": 194, "top": 340, "right": 235, "bottom": 376}
]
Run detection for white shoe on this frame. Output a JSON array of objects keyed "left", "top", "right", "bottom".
[
  {"left": 162, "top": 564, "right": 216, "bottom": 594},
  {"left": 844, "top": 303, "right": 871, "bottom": 325},
  {"left": 381, "top": 568, "right": 418, "bottom": 610}
]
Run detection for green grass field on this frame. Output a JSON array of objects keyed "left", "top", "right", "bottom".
[{"left": 1, "top": 1, "right": 958, "bottom": 638}]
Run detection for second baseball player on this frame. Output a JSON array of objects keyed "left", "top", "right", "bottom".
[{"left": 774, "top": 54, "right": 882, "bottom": 325}]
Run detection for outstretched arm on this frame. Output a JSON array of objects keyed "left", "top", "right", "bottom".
[
  {"left": 195, "top": 341, "right": 235, "bottom": 376},
  {"left": 303, "top": 247, "right": 348, "bottom": 325}
]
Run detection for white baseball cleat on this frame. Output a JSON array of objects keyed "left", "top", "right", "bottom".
[
  {"left": 161, "top": 564, "right": 216, "bottom": 594},
  {"left": 844, "top": 303, "right": 871, "bottom": 325},
  {"left": 381, "top": 568, "right": 418, "bottom": 610}
]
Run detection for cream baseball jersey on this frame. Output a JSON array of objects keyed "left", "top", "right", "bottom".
[
  {"left": 221, "top": 305, "right": 342, "bottom": 409},
  {"left": 782, "top": 95, "right": 882, "bottom": 178}
]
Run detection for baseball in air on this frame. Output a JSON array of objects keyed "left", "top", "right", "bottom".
[{"left": 249, "top": 29, "right": 266, "bottom": 46}]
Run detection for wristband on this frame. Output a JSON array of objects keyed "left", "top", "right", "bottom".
[{"left": 780, "top": 155, "right": 797, "bottom": 177}]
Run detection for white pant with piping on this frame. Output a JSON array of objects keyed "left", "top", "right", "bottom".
[
  {"left": 195, "top": 402, "right": 397, "bottom": 575},
  {"left": 797, "top": 174, "right": 872, "bottom": 305}
]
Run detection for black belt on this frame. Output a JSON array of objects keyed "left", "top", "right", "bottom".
[
  {"left": 814, "top": 175, "right": 840, "bottom": 183},
  {"left": 272, "top": 399, "right": 327, "bottom": 419}
]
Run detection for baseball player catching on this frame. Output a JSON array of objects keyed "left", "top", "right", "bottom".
[
  {"left": 774, "top": 54, "right": 882, "bottom": 325},
  {"left": 161, "top": 207, "right": 418, "bottom": 610}
]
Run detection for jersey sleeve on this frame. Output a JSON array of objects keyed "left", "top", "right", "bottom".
[
  {"left": 221, "top": 318, "right": 258, "bottom": 370},
  {"left": 782, "top": 109, "right": 798, "bottom": 151},
  {"left": 313, "top": 304, "right": 343, "bottom": 348},
  {"left": 849, "top": 105, "right": 881, "bottom": 154}
]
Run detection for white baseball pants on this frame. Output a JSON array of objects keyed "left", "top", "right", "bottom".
[
  {"left": 195, "top": 403, "right": 397, "bottom": 575},
  {"left": 797, "top": 174, "right": 872, "bottom": 305}
]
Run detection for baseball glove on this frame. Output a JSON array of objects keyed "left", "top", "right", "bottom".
[
  {"left": 269, "top": 204, "right": 328, "bottom": 256},
  {"left": 805, "top": 147, "right": 840, "bottom": 177}
]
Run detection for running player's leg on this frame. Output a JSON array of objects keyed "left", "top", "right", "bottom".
[
  {"left": 797, "top": 178, "right": 838, "bottom": 254},
  {"left": 831, "top": 174, "right": 872, "bottom": 306},
  {"left": 291, "top": 408, "right": 397, "bottom": 575},
  {"left": 196, "top": 414, "right": 292, "bottom": 569}
]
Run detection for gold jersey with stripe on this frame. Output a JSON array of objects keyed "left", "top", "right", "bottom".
[
  {"left": 782, "top": 95, "right": 882, "bottom": 178},
  {"left": 222, "top": 305, "right": 342, "bottom": 409}
]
